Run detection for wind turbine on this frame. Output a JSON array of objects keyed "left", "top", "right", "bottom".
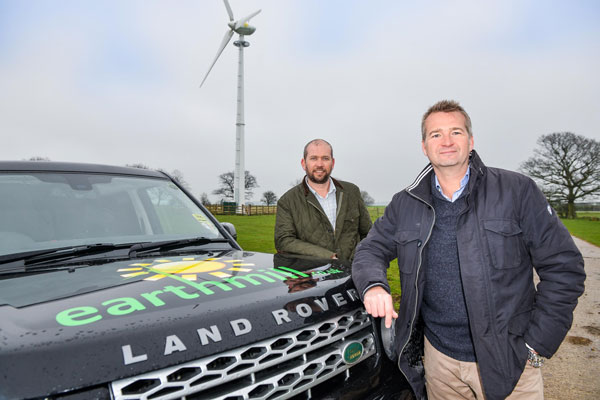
[{"left": 200, "top": 0, "right": 261, "bottom": 213}]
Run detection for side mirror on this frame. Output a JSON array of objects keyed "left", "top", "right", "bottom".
[{"left": 221, "top": 222, "right": 238, "bottom": 241}]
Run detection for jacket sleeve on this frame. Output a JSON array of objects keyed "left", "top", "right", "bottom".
[
  {"left": 352, "top": 192, "right": 401, "bottom": 299},
  {"left": 520, "top": 179, "right": 586, "bottom": 358},
  {"left": 274, "top": 195, "right": 335, "bottom": 259}
]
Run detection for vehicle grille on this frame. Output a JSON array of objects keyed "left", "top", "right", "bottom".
[{"left": 111, "top": 308, "right": 375, "bottom": 400}]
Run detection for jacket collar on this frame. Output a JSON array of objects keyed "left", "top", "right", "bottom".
[
  {"left": 302, "top": 176, "right": 344, "bottom": 196},
  {"left": 406, "top": 150, "right": 486, "bottom": 201}
]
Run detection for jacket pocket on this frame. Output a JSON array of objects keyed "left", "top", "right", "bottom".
[
  {"left": 482, "top": 219, "right": 524, "bottom": 269},
  {"left": 341, "top": 210, "right": 359, "bottom": 230},
  {"left": 508, "top": 308, "right": 533, "bottom": 336},
  {"left": 393, "top": 230, "right": 421, "bottom": 274}
]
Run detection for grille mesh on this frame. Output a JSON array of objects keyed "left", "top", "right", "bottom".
[{"left": 111, "top": 309, "right": 374, "bottom": 400}]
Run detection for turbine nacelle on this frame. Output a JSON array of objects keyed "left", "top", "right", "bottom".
[{"left": 228, "top": 21, "right": 257, "bottom": 36}]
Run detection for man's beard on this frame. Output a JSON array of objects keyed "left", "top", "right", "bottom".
[{"left": 307, "top": 168, "right": 331, "bottom": 184}]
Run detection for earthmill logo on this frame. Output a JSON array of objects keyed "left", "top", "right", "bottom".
[{"left": 54, "top": 255, "right": 349, "bottom": 327}]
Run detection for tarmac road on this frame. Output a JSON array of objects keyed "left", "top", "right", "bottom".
[{"left": 542, "top": 237, "right": 600, "bottom": 399}]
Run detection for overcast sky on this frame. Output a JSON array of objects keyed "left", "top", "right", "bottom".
[{"left": 1, "top": 0, "right": 598, "bottom": 204}]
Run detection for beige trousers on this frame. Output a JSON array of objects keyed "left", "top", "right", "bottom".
[{"left": 423, "top": 336, "right": 543, "bottom": 400}]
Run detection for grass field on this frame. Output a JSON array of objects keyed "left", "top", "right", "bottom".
[
  {"left": 576, "top": 212, "right": 600, "bottom": 218},
  {"left": 215, "top": 210, "right": 598, "bottom": 309},
  {"left": 215, "top": 214, "right": 277, "bottom": 254},
  {"left": 560, "top": 217, "right": 600, "bottom": 247}
]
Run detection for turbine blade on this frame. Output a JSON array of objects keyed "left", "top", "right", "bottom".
[
  {"left": 223, "top": 0, "right": 234, "bottom": 21},
  {"left": 200, "top": 29, "right": 234, "bottom": 88},
  {"left": 234, "top": 9, "right": 261, "bottom": 30}
]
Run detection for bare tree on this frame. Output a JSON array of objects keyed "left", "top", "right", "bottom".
[
  {"left": 126, "top": 163, "right": 150, "bottom": 169},
  {"left": 199, "top": 192, "right": 211, "bottom": 206},
  {"left": 290, "top": 178, "right": 302, "bottom": 187},
  {"left": 168, "top": 169, "right": 190, "bottom": 190},
  {"left": 261, "top": 190, "right": 278, "bottom": 206},
  {"left": 361, "top": 190, "right": 375, "bottom": 206},
  {"left": 128, "top": 164, "right": 191, "bottom": 191},
  {"left": 520, "top": 132, "right": 600, "bottom": 219},
  {"left": 213, "top": 171, "right": 259, "bottom": 201}
]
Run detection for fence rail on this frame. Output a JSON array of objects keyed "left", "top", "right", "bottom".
[
  {"left": 204, "top": 204, "right": 388, "bottom": 217},
  {"left": 205, "top": 204, "right": 277, "bottom": 215}
]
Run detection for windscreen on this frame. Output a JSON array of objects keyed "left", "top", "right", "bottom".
[{"left": 0, "top": 172, "right": 222, "bottom": 256}]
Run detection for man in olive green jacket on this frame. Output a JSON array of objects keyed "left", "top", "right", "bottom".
[{"left": 274, "top": 139, "right": 372, "bottom": 262}]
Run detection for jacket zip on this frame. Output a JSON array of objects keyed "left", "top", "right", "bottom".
[
  {"left": 335, "top": 192, "right": 343, "bottom": 223},
  {"left": 307, "top": 199, "right": 334, "bottom": 232},
  {"left": 458, "top": 192, "right": 507, "bottom": 382},
  {"left": 397, "top": 189, "right": 435, "bottom": 390}
]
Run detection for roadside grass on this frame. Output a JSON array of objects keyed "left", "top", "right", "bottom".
[
  {"left": 560, "top": 217, "right": 600, "bottom": 247},
  {"left": 214, "top": 211, "right": 598, "bottom": 309}
]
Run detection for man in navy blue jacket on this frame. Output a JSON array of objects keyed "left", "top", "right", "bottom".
[{"left": 352, "top": 100, "right": 585, "bottom": 400}]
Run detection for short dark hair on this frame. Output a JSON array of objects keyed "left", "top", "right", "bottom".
[
  {"left": 421, "top": 100, "right": 472, "bottom": 140},
  {"left": 303, "top": 139, "right": 333, "bottom": 159}
]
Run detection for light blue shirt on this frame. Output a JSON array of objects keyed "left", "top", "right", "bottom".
[
  {"left": 435, "top": 167, "right": 470, "bottom": 202},
  {"left": 306, "top": 177, "right": 337, "bottom": 230}
]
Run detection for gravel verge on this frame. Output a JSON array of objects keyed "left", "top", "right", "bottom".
[{"left": 542, "top": 237, "right": 600, "bottom": 399}]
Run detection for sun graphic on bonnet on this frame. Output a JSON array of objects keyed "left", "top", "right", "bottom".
[{"left": 117, "top": 257, "right": 255, "bottom": 281}]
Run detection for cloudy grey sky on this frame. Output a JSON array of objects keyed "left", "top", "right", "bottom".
[{"left": 1, "top": 0, "right": 598, "bottom": 204}]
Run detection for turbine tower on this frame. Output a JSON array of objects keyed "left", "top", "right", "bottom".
[{"left": 200, "top": 0, "right": 261, "bottom": 213}]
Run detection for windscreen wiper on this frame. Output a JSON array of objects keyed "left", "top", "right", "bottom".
[
  {"left": 0, "top": 238, "right": 232, "bottom": 276},
  {"left": 0, "top": 243, "right": 126, "bottom": 275},
  {"left": 128, "top": 237, "right": 231, "bottom": 257}
]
